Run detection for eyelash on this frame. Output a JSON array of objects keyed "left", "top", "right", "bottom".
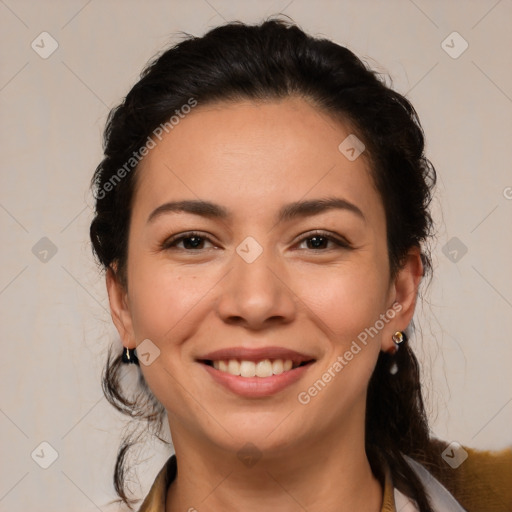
[{"left": 160, "top": 230, "right": 352, "bottom": 252}]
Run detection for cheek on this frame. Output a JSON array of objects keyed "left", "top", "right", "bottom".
[
  {"left": 128, "top": 263, "right": 214, "bottom": 341},
  {"left": 128, "top": 246, "right": 191, "bottom": 334},
  {"left": 126, "top": 263, "right": 215, "bottom": 412},
  {"left": 295, "top": 261, "right": 388, "bottom": 341},
  {"left": 293, "top": 266, "right": 388, "bottom": 412}
]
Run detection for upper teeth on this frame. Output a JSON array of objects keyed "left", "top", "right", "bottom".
[{"left": 212, "top": 359, "right": 294, "bottom": 377}]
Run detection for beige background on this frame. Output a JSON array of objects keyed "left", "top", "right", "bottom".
[{"left": 1, "top": 0, "right": 511, "bottom": 510}]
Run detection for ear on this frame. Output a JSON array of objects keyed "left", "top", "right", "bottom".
[
  {"left": 106, "top": 266, "right": 136, "bottom": 349},
  {"left": 381, "top": 246, "right": 424, "bottom": 353}
]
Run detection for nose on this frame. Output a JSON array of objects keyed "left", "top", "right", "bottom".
[{"left": 215, "top": 244, "right": 297, "bottom": 330}]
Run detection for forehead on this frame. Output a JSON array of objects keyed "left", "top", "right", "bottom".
[{"left": 132, "top": 97, "right": 383, "bottom": 224}]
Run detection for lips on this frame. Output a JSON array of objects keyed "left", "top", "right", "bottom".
[
  {"left": 198, "top": 346, "right": 315, "bottom": 365},
  {"left": 197, "top": 346, "right": 316, "bottom": 397},
  {"left": 211, "top": 359, "right": 296, "bottom": 378}
]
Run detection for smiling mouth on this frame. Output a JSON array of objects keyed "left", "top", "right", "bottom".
[{"left": 199, "top": 358, "right": 315, "bottom": 378}]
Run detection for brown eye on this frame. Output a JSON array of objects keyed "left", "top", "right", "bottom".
[
  {"left": 305, "top": 235, "right": 329, "bottom": 249},
  {"left": 296, "top": 231, "right": 351, "bottom": 251},
  {"left": 179, "top": 235, "right": 206, "bottom": 249},
  {"left": 161, "top": 232, "right": 215, "bottom": 251}
]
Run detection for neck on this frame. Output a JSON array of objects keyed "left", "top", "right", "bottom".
[{"left": 165, "top": 422, "right": 383, "bottom": 512}]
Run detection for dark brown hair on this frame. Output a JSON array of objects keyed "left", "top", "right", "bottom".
[{"left": 90, "top": 18, "right": 441, "bottom": 510}]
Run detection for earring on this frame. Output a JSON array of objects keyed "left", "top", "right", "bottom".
[
  {"left": 122, "top": 347, "right": 139, "bottom": 365},
  {"left": 389, "top": 331, "right": 406, "bottom": 375},
  {"left": 392, "top": 331, "right": 405, "bottom": 345},
  {"left": 388, "top": 331, "right": 406, "bottom": 359}
]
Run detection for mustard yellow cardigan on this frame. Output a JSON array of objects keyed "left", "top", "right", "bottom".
[
  {"left": 427, "top": 441, "right": 512, "bottom": 512},
  {"left": 137, "top": 441, "right": 512, "bottom": 511}
]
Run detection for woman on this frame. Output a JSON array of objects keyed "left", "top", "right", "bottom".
[{"left": 90, "top": 19, "right": 511, "bottom": 512}]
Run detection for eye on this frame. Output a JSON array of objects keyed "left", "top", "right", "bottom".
[
  {"left": 160, "top": 230, "right": 351, "bottom": 252},
  {"left": 295, "top": 230, "right": 351, "bottom": 251},
  {"left": 161, "top": 232, "right": 216, "bottom": 251}
]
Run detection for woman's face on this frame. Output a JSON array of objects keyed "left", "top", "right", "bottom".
[{"left": 108, "top": 97, "right": 421, "bottom": 456}]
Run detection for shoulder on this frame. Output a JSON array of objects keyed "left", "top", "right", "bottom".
[
  {"left": 137, "top": 455, "right": 177, "bottom": 512},
  {"left": 428, "top": 438, "right": 512, "bottom": 512}
]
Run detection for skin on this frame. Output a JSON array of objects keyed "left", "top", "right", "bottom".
[{"left": 107, "top": 97, "right": 423, "bottom": 511}]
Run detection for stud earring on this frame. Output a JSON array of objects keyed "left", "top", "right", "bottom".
[
  {"left": 389, "top": 331, "right": 406, "bottom": 374},
  {"left": 388, "top": 331, "right": 407, "bottom": 357},
  {"left": 122, "top": 347, "right": 139, "bottom": 365},
  {"left": 392, "top": 331, "right": 405, "bottom": 345}
]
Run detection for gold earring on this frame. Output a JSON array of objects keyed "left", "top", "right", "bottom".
[{"left": 392, "top": 331, "right": 405, "bottom": 345}]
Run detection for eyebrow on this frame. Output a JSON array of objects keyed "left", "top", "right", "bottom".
[{"left": 147, "top": 197, "right": 365, "bottom": 225}]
